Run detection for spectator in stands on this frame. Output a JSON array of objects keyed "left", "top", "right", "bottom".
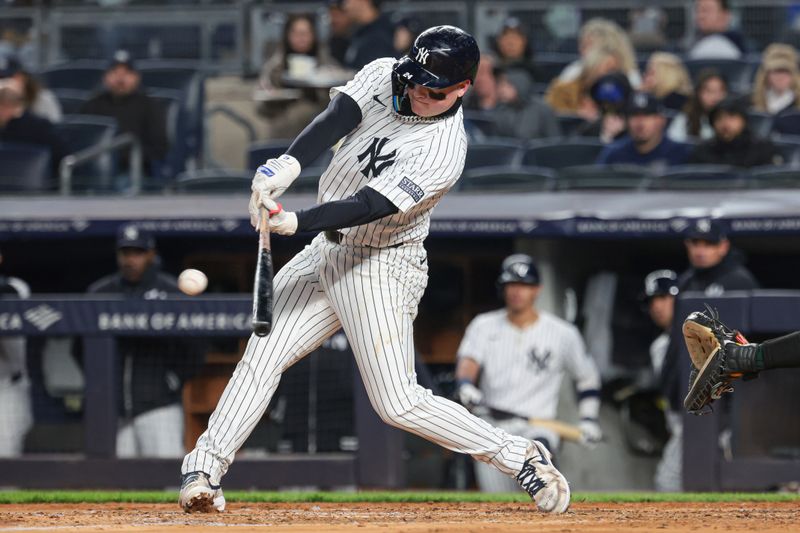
[
  {"left": 342, "top": 0, "right": 395, "bottom": 70},
  {"left": 493, "top": 17, "right": 536, "bottom": 83},
  {"left": 690, "top": 97, "right": 782, "bottom": 167},
  {"left": 577, "top": 72, "right": 632, "bottom": 143},
  {"left": 628, "top": 7, "right": 668, "bottom": 52},
  {"left": 87, "top": 225, "right": 205, "bottom": 458},
  {"left": 558, "top": 18, "right": 641, "bottom": 88},
  {"left": 596, "top": 92, "right": 691, "bottom": 168},
  {"left": 0, "top": 55, "right": 61, "bottom": 123},
  {"left": 667, "top": 69, "right": 728, "bottom": 142},
  {"left": 327, "top": 0, "right": 351, "bottom": 67},
  {"left": 751, "top": 44, "right": 800, "bottom": 117},
  {"left": 80, "top": 50, "right": 168, "bottom": 176},
  {"left": 392, "top": 15, "right": 422, "bottom": 57},
  {"left": 641, "top": 52, "right": 693, "bottom": 112},
  {"left": 465, "top": 54, "right": 560, "bottom": 140},
  {"left": 0, "top": 246, "right": 32, "bottom": 457},
  {"left": 687, "top": 0, "right": 746, "bottom": 59},
  {"left": 0, "top": 80, "right": 65, "bottom": 177},
  {"left": 259, "top": 14, "right": 339, "bottom": 139},
  {"left": 546, "top": 46, "right": 625, "bottom": 120}
]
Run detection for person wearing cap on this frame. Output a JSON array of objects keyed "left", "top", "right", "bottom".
[
  {"left": 455, "top": 253, "right": 602, "bottom": 492},
  {"left": 641, "top": 269, "right": 682, "bottom": 492},
  {"left": 751, "top": 44, "right": 800, "bottom": 117},
  {"left": 689, "top": 96, "right": 782, "bottom": 168},
  {"left": 80, "top": 50, "right": 168, "bottom": 177},
  {"left": 464, "top": 53, "right": 560, "bottom": 140},
  {"left": 575, "top": 72, "right": 631, "bottom": 143},
  {"left": 596, "top": 92, "right": 691, "bottom": 168},
  {"left": 85, "top": 224, "right": 205, "bottom": 458},
  {"left": 0, "top": 246, "right": 33, "bottom": 457},
  {"left": 341, "top": 0, "right": 395, "bottom": 70},
  {"left": 0, "top": 55, "right": 62, "bottom": 123}
]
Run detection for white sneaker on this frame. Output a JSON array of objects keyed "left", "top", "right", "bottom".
[
  {"left": 515, "top": 440, "right": 570, "bottom": 514},
  {"left": 179, "top": 471, "right": 226, "bottom": 513}
]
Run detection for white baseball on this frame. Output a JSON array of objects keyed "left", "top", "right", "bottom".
[{"left": 178, "top": 269, "right": 208, "bottom": 296}]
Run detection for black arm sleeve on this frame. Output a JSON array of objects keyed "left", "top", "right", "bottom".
[
  {"left": 295, "top": 187, "right": 399, "bottom": 233},
  {"left": 285, "top": 93, "right": 362, "bottom": 168}
]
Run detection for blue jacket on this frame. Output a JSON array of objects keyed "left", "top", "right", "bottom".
[{"left": 596, "top": 136, "right": 691, "bottom": 167}]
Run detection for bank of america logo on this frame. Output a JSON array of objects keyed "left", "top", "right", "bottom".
[{"left": 24, "top": 305, "right": 63, "bottom": 331}]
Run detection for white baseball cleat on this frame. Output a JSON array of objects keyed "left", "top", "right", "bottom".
[
  {"left": 179, "top": 471, "right": 226, "bottom": 513},
  {"left": 515, "top": 440, "right": 571, "bottom": 514}
]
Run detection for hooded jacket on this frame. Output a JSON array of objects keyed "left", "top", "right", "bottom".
[{"left": 690, "top": 129, "right": 782, "bottom": 168}]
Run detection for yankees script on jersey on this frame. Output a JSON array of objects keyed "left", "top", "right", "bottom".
[
  {"left": 458, "top": 310, "right": 600, "bottom": 420},
  {"left": 182, "top": 58, "right": 533, "bottom": 485}
]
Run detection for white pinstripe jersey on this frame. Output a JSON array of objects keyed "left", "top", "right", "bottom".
[
  {"left": 322, "top": 58, "right": 468, "bottom": 247},
  {"left": 457, "top": 309, "right": 600, "bottom": 420}
]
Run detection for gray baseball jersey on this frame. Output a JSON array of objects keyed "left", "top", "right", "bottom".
[{"left": 458, "top": 309, "right": 600, "bottom": 420}]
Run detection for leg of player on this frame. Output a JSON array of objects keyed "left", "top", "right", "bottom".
[
  {"left": 319, "top": 242, "right": 570, "bottom": 513},
  {"left": 179, "top": 243, "right": 342, "bottom": 512}
]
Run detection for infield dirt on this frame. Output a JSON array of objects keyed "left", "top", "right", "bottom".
[{"left": 2, "top": 501, "right": 800, "bottom": 532}]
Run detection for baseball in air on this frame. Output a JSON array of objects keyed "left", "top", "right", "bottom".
[{"left": 178, "top": 269, "right": 208, "bottom": 296}]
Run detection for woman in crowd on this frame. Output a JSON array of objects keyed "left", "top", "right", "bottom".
[
  {"left": 558, "top": 18, "right": 641, "bottom": 88},
  {"left": 493, "top": 17, "right": 536, "bottom": 82},
  {"left": 751, "top": 43, "right": 800, "bottom": 116},
  {"left": 0, "top": 56, "right": 61, "bottom": 123},
  {"left": 641, "top": 52, "right": 693, "bottom": 112},
  {"left": 667, "top": 68, "right": 728, "bottom": 142},
  {"left": 546, "top": 45, "right": 624, "bottom": 120}
]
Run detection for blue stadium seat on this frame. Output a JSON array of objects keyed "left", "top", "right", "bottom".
[
  {"left": 173, "top": 169, "right": 252, "bottom": 193},
  {"left": 556, "top": 114, "right": 589, "bottom": 137},
  {"left": 116, "top": 26, "right": 202, "bottom": 61},
  {"left": 0, "top": 143, "right": 53, "bottom": 192},
  {"left": 648, "top": 164, "right": 745, "bottom": 190},
  {"left": 684, "top": 59, "right": 753, "bottom": 93},
  {"left": 772, "top": 110, "right": 800, "bottom": 136},
  {"left": 772, "top": 135, "right": 800, "bottom": 166},
  {"left": 747, "top": 166, "right": 800, "bottom": 188},
  {"left": 556, "top": 165, "right": 654, "bottom": 190},
  {"left": 146, "top": 89, "right": 185, "bottom": 181},
  {"left": 464, "top": 139, "right": 523, "bottom": 170},
  {"left": 746, "top": 111, "right": 773, "bottom": 138},
  {"left": 247, "top": 140, "right": 332, "bottom": 172},
  {"left": 463, "top": 110, "right": 498, "bottom": 139},
  {"left": 53, "top": 89, "right": 91, "bottom": 116},
  {"left": 40, "top": 63, "right": 106, "bottom": 92},
  {"left": 522, "top": 138, "right": 604, "bottom": 169},
  {"left": 56, "top": 115, "right": 118, "bottom": 191},
  {"left": 458, "top": 166, "right": 556, "bottom": 192}
]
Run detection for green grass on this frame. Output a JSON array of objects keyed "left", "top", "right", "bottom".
[{"left": 0, "top": 490, "right": 798, "bottom": 505}]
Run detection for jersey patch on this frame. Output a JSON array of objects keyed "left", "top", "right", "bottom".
[
  {"left": 398, "top": 177, "right": 424, "bottom": 203},
  {"left": 357, "top": 137, "right": 396, "bottom": 178}
]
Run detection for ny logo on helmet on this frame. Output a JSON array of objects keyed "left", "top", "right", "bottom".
[{"left": 415, "top": 47, "right": 430, "bottom": 65}]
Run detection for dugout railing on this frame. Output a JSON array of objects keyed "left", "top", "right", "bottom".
[
  {"left": 0, "top": 296, "right": 404, "bottom": 490},
  {"left": 677, "top": 291, "right": 800, "bottom": 492}
]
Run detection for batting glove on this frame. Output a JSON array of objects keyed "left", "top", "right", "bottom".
[
  {"left": 456, "top": 381, "right": 484, "bottom": 411},
  {"left": 260, "top": 198, "right": 298, "bottom": 236},
  {"left": 578, "top": 418, "right": 603, "bottom": 448},
  {"left": 252, "top": 154, "right": 301, "bottom": 200}
]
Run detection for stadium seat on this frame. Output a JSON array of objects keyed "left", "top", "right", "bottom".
[
  {"left": 746, "top": 111, "right": 773, "bottom": 139},
  {"left": 648, "top": 164, "right": 745, "bottom": 190},
  {"left": 56, "top": 115, "right": 118, "bottom": 191},
  {"left": 247, "top": 141, "right": 333, "bottom": 172},
  {"left": 458, "top": 166, "right": 556, "bottom": 192},
  {"left": 463, "top": 110, "right": 498, "bottom": 139},
  {"left": 684, "top": 59, "right": 753, "bottom": 93},
  {"left": 173, "top": 169, "right": 252, "bottom": 193},
  {"left": 0, "top": 143, "right": 53, "bottom": 192},
  {"left": 747, "top": 166, "right": 800, "bottom": 188},
  {"left": 53, "top": 89, "right": 91, "bottom": 115},
  {"left": 556, "top": 114, "right": 588, "bottom": 137},
  {"left": 772, "top": 110, "right": 800, "bottom": 136},
  {"left": 40, "top": 63, "right": 106, "bottom": 92},
  {"left": 555, "top": 165, "right": 654, "bottom": 190},
  {"left": 772, "top": 135, "right": 800, "bottom": 166},
  {"left": 464, "top": 139, "right": 523, "bottom": 170},
  {"left": 522, "top": 138, "right": 605, "bottom": 169}
]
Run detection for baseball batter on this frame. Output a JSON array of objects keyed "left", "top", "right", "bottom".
[
  {"left": 179, "top": 26, "right": 569, "bottom": 514},
  {"left": 455, "top": 254, "right": 602, "bottom": 492}
]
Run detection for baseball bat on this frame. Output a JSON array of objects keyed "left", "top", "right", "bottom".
[
  {"left": 252, "top": 207, "right": 273, "bottom": 337},
  {"left": 528, "top": 418, "right": 583, "bottom": 443}
]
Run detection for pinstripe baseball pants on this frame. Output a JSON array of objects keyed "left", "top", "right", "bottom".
[{"left": 183, "top": 235, "right": 530, "bottom": 484}]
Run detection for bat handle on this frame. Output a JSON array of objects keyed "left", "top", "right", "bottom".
[{"left": 259, "top": 207, "right": 270, "bottom": 249}]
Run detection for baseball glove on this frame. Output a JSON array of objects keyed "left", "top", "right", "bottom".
[{"left": 683, "top": 306, "right": 751, "bottom": 415}]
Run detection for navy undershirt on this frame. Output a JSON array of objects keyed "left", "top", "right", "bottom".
[{"left": 286, "top": 93, "right": 400, "bottom": 233}]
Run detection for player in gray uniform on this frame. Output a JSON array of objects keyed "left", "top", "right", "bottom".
[
  {"left": 179, "top": 26, "right": 570, "bottom": 514},
  {"left": 456, "top": 254, "right": 602, "bottom": 492}
]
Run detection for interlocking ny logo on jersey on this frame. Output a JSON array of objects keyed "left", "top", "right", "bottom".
[
  {"left": 357, "top": 137, "right": 396, "bottom": 178},
  {"left": 528, "top": 348, "right": 552, "bottom": 372},
  {"left": 416, "top": 47, "right": 430, "bottom": 65}
]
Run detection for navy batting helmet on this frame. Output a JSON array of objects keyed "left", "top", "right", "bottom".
[
  {"left": 391, "top": 25, "right": 479, "bottom": 113},
  {"left": 497, "top": 254, "right": 540, "bottom": 287},
  {"left": 643, "top": 269, "right": 679, "bottom": 300}
]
